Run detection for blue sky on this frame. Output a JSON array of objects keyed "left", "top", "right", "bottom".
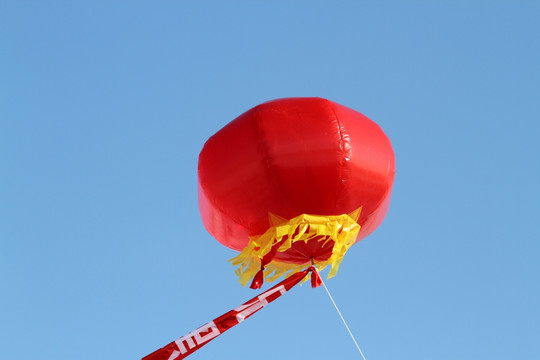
[{"left": 1, "top": 2, "right": 539, "bottom": 359}]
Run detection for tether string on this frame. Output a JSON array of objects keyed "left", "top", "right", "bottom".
[{"left": 318, "top": 270, "right": 368, "bottom": 360}]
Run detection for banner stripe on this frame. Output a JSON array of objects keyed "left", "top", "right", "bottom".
[{"left": 142, "top": 267, "right": 316, "bottom": 360}]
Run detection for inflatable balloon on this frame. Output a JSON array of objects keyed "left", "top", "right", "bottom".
[
  {"left": 142, "top": 98, "right": 395, "bottom": 360},
  {"left": 198, "top": 97, "right": 395, "bottom": 288}
]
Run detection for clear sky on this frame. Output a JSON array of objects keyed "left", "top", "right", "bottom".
[{"left": 1, "top": 2, "right": 539, "bottom": 360}]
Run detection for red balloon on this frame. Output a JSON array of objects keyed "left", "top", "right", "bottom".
[{"left": 198, "top": 97, "right": 395, "bottom": 285}]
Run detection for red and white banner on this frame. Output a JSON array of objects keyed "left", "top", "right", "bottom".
[{"left": 142, "top": 267, "right": 320, "bottom": 360}]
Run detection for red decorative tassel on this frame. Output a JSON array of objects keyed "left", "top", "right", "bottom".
[
  {"left": 250, "top": 264, "right": 321, "bottom": 290},
  {"left": 310, "top": 267, "right": 322, "bottom": 288},
  {"left": 250, "top": 269, "right": 265, "bottom": 289}
]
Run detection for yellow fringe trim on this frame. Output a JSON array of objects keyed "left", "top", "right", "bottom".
[{"left": 230, "top": 208, "right": 362, "bottom": 286}]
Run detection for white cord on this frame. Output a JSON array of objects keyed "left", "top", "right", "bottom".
[{"left": 319, "top": 275, "right": 368, "bottom": 360}]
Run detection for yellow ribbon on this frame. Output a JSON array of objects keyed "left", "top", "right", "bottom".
[{"left": 230, "top": 208, "right": 362, "bottom": 286}]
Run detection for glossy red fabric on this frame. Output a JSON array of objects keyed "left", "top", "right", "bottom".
[{"left": 198, "top": 97, "right": 395, "bottom": 264}]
